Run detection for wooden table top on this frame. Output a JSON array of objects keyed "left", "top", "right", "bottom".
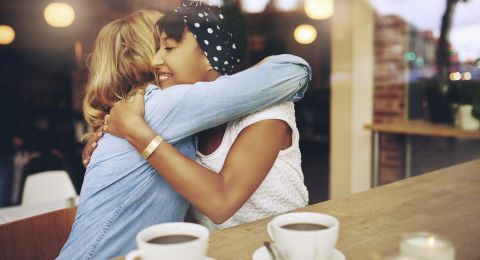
[
  {"left": 364, "top": 120, "right": 480, "bottom": 139},
  {"left": 207, "top": 159, "right": 480, "bottom": 260}
]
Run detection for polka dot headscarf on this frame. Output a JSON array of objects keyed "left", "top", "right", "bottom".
[{"left": 174, "top": 1, "right": 242, "bottom": 75}]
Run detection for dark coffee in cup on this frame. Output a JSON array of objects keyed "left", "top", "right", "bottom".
[
  {"left": 147, "top": 234, "right": 198, "bottom": 244},
  {"left": 281, "top": 223, "right": 329, "bottom": 231}
]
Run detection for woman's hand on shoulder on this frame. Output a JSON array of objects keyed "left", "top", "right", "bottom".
[
  {"left": 82, "top": 127, "right": 104, "bottom": 167},
  {"left": 105, "top": 88, "right": 146, "bottom": 139}
]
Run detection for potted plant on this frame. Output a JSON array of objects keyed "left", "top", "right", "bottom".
[{"left": 452, "top": 80, "right": 480, "bottom": 130}]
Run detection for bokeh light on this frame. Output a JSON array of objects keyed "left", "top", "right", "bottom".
[
  {"left": 275, "top": 0, "right": 300, "bottom": 12},
  {"left": 0, "top": 25, "right": 15, "bottom": 45},
  {"left": 305, "top": 0, "right": 334, "bottom": 20},
  {"left": 44, "top": 2, "right": 75, "bottom": 28},
  {"left": 241, "top": 0, "right": 270, "bottom": 13},
  {"left": 294, "top": 24, "right": 317, "bottom": 45},
  {"left": 449, "top": 72, "right": 462, "bottom": 81}
]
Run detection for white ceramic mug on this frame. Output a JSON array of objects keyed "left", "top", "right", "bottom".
[
  {"left": 125, "top": 222, "right": 209, "bottom": 260},
  {"left": 267, "top": 212, "right": 339, "bottom": 260}
]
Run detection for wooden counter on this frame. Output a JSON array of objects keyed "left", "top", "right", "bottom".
[{"left": 207, "top": 159, "right": 480, "bottom": 259}]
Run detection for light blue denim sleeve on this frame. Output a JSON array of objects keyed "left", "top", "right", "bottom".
[{"left": 144, "top": 54, "right": 311, "bottom": 143}]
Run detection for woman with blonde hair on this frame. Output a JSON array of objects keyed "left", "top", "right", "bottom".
[
  {"left": 59, "top": 7, "right": 310, "bottom": 260},
  {"left": 82, "top": 9, "right": 161, "bottom": 134}
]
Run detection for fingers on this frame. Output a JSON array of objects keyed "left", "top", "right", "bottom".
[
  {"left": 126, "top": 89, "right": 144, "bottom": 103},
  {"left": 82, "top": 145, "right": 90, "bottom": 167},
  {"left": 82, "top": 118, "right": 107, "bottom": 168},
  {"left": 135, "top": 89, "right": 145, "bottom": 102},
  {"left": 126, "top": 89, "right": 146, "bottom": 103},
  {"left": 82, "top": 140, "right": 97, "bottom": 167},
  {"left": 103, "top": 114, "right": 109, "bottom": 132},
  {"left": 113, "top": 90, "right": 144, "bottom": 106},
  {"left": 135, "top": 88, "right": 145, "bottom": 96},
  {"left": 96, "top": 120, "right": 105, "bottom": 138},
  {"left": 82, "top": 144, "right": 95, "bottom": 167}
]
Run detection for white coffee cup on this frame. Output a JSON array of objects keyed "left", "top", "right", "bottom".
[
  {"left": 125, "top": 222, "right": 209, "bottom": 260},
  {"left": 267, "top": 212, "right": 339, "bottom": 260}
]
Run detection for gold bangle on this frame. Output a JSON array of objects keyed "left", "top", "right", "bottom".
[{"left": 141, "top": 135, "right": 163, "bottom": 159}]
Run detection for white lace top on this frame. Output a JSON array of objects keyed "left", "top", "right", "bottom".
[{"left": 193, "top": 102, "right": 309, "bottom": 231}]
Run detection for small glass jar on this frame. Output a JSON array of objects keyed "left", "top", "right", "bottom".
[{"left": 399, "top": 232, "right": 455, "bottom": 260}]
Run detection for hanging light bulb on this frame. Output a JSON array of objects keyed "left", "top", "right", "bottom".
[
  {"left": 44, "top": 2, "right": 75, "bottom": 28},
  {"left": 241, "top": 0, "right": 270, "bottom": 13},
  {"left": 305, "top": 0, "right": 334, "bottom": 20},
  {"left": 294, "top": 24, "right": 317, "bottom": 45},
  {"left": 197, "top": 0, "right": 223, "bottom": 6},
  {"left": 274, "top": 0, "right": 300, "bottom": 12},
  {"left": 0, "top": 25, "right": 15, "bottom": 45}
]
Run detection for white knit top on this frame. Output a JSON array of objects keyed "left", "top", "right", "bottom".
[{"left": 193, "top": 102, "right": 309, "bottom": 231}]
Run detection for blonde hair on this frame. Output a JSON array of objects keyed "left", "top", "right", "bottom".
[{"left": 83, "top": 10, "right": 162, "bottom": 137}]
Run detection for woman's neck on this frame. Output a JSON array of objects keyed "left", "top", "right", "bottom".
[{"left": 204, "top": 70, "right": 221, "bottom": 82}]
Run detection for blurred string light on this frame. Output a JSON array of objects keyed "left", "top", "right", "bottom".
[
  {"left": 406, "top": 51, "right": 416, "bottom": 61},
  {"left": 305, "top": 0, "right": 334, "bottom": 20},
  {"left": 463, "top": 72, "right": 472, "bottom": 81},
  {"left": 241, "top": 0, "right": 270, "bottom": 13},
  {"left": 416, "top": 57, "right": 424, "bottom": 67},
  {"left": 274, "top": 0, "right": 300, "bottom": 12},
  {"left": 294, "top": 24, "right": 317, "bottom": 45},
  {"left": 44, "top": 2, "right": 75, "bottom": 28},
  {"left": 449, "top": 72, "right": 462, "bottom": 81},
  {"left": 0, "top": 25, "right": 15, "bottom": 45}
]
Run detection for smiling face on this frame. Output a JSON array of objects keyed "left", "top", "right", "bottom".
[{"left": 151, "top": 28, "right": 216, "bottom": 89}]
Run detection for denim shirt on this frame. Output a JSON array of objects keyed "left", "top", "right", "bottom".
[{"left": 58, "top": 54, "right": 311, "bottom": 260}]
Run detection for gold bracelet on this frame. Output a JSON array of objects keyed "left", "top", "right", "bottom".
[{"left": 141, "top": 135, "right": 163, "bottom": 159}]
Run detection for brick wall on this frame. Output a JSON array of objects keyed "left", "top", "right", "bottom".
[{"left": 374, "top": 15, "right": 409, "bottom": 185}]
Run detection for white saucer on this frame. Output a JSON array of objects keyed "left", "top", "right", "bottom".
[{"left": 252, "top": 246, "right": 345, "bottom": 260}]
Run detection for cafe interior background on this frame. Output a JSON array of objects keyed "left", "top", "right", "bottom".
[{"left": 1, "top": 0, "right": 480, "bottom": 209}]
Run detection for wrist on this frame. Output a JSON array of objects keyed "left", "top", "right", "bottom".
[
  {"left": 141, "top": 135, "right": 164, "bottom": 159},
  {"left": 124, "top": 118, "right": 156, "bottom": 147}
]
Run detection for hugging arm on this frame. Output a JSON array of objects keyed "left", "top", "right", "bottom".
[
  {"left": 113, "top": 115, "right": 290, "bottom": 223},
  {"left": 142, "top": 54, "right": 310, "bottom": 143},
  {"left": 84, "top": 54, "right": 310, "bottom": 166},
  {"left": 106, "top": 55, "right": 310, "bottom": 222}
]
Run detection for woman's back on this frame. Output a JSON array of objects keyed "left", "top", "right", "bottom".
[{"left": 59, "top": 86, "right": 195, "bottom": 259}]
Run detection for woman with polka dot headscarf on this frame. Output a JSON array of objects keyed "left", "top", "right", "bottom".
[{"left": 105, "top": 1, "right": 309, "bottom": 230}]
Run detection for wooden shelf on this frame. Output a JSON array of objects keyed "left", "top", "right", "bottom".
[{"left": 365, "top": 120, "right": 480, "bottom": 139}]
